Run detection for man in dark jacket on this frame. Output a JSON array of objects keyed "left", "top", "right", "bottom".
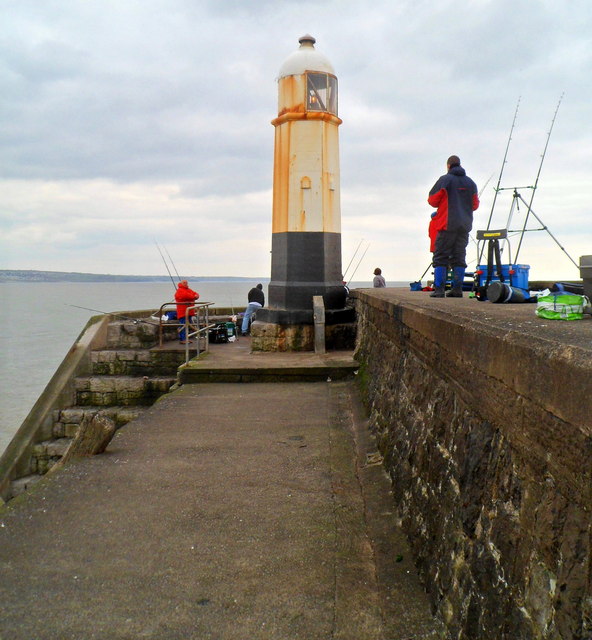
[
  {"left": 241, "top": 283, "right": 265, "bottom": 335},
  {"left": 428, "top": 155, "right": 479, "bottom": 298}
]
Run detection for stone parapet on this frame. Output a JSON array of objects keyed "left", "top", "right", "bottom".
[{"left": 352, "top": 289, "right": 592, "bottom": 640}]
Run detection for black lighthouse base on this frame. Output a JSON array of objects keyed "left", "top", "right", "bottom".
[
  {"left": 255, "top": 306, "right": 354, "bottom": 326},
  {"left": 253, "top": 230, "right": 355, "bottom": 351}
]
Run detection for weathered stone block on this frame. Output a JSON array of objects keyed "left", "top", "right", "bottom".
[
  {"left": 251, "top": 321, "right": 356, "bottom": 352},
  {"left": 51, "top": 412, "right": 117, "bottom": 472},
  {"left": 60, "top": 408, "right": 85, "bottom": 424},
  {"left": 45, "top": 438, "right": 71, "bottom": 457},
  {"left": 53, "top": 422, "right": 65, "bottom": 437},
  {"left": 63, "top": 423, "right": 79, "bottom": 438}
]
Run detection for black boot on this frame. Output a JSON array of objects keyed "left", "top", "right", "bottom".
[{"left": 430, "top": 286, "right": 445, "bottom": 298}]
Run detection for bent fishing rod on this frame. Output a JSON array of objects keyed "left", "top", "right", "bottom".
[
  {"left": 163, "top": 243, "right": 182, "bottom": 282},
  {"left": 513, "top": 92, "right": 564, "bottom": 263},
  {"left": 342, "top": 238, "right": 365, "bottom": 282},
  {"left": 154, "top": 240, "right": 177, "bottom": 290},
  {"left": 347, "top": 243, "right": 370, "bottom": 283},
  {"left": 66, "top": 304, "right": 159, "bottom": 325},
  {"left": 478, "top": 96, "right": 521, "bottom": 265}
]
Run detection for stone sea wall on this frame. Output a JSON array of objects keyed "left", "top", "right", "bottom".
[{"left": 352, "top": 291, "right": 592, "bottom": 639}]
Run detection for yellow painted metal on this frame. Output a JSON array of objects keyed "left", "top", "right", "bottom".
[{"left": 271, "top": 70, "right": 342, "bottom": 234}]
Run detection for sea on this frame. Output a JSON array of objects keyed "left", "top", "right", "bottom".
[{"left": 0, "top": 279, "right": 380, "bottom": 456}]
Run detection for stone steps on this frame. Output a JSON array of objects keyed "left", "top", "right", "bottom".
[
  {"left": 12, "top": 436, "right": 76, "bottom": 496},
  {"left": 105, "top": 320, "right": 160, "bottom": 349},
  {"left": 178, "top": 360, "right": 359, "bottom": 384},
  {"left": 91, "top": 349, "right": 186, "bottom": 376},
  {"left": 52, "top": 406, "right": 148, "bottom": 438},
  {"left": 10, "top": 406, "right": 151, "bottom": 499},
  {"left": 31, "top": 437, "right": 73, "bottom": 475},
  {"left": 75, "top": 376, "right": 177, "bottom": 407},
  {"left": 8, "top": 317, "right": 183, "bottom": 501}
]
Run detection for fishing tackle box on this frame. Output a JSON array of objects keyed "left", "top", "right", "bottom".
[
  {"left": 208, "top": 323, "right": 229, "bottom": 343},
  {"left": 475, "top": 263, "right": 530, "bottom": 291},
  {"left": 474, "top": 229, "right": 530, "bottom": 299}
]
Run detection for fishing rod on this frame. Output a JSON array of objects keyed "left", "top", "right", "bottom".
[
  {"left": 342, "top": 238, "right": 365, "bottom": 281},
  {"left": 347, "top": 243, "right": 370, "bottom": 283},
  {"left": 154, "top": 241, "right": 177, "bottom": 290},
  {"left": 417, "top": 263, "right": 432, "bottom": 282},
  {"left": 163, "top": 243, "right": 182, "bottom": 282},
  {"left": 514, "top": 93, "right": 564, "bottom": 263},
  {"left": 478, "top": 97, "right": 521, "bottom": 265},
  {"left": 66, "top": 304, "right": 159, "bottom": 325},
  {"left": 479, "top": 172, "right": 495, "bottom": 199}
]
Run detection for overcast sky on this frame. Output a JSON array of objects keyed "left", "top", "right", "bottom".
[{"left": 1, "top": 0, "right": 590, "bottom": 282}]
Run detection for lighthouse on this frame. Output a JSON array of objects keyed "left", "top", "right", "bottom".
[{"left": 253, "top": 35, "right": 352, "bottom": 351}]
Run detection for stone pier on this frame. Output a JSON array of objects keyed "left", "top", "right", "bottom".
[{"left": 352, "top": 288, "right": 592, "bottom": 639}]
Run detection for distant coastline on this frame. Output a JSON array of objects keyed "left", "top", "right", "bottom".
[{"left": 0, "top": 270, "right": 268, "bottom": 283}]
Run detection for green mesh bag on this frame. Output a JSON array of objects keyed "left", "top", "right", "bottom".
[{"left": 535, "top": 293, "right": 588, "bottom": 321}]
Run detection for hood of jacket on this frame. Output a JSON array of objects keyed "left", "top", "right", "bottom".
[{"left": 449, "top": 165, "right": 466, "bottom": 177}]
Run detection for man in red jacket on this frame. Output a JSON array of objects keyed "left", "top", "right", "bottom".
[
  {"left": 175, "top": 280, "right": 199, "bottom": 343},
  {"left": 428, "top": 155, "right": 479, "bottom": 298}
]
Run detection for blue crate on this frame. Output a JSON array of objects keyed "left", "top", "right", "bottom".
[{"left": 476, "top": 264, "right": 530, "bottom": 291}]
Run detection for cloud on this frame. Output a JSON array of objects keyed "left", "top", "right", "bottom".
[{"left": 0, "top": 0, "right": 590, "bottom": 280}]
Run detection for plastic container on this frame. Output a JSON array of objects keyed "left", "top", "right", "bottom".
[
  {"left": 225, "top": 321, "right": 237, "bottom": 338},
  {"left": 475, "top": 264, "right": 530, "bottom": 291}
]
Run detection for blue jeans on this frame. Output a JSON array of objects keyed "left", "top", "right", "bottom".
[
  {"left": 241, "top": 303, "right": 261, "bottom": 333},
  {"left": 179, "top": 316, "right": 194, "bottom": 341}
]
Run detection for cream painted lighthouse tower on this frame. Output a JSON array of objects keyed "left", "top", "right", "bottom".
[{"left": 258, "top": 35, "right": 346, "bottom": 335}]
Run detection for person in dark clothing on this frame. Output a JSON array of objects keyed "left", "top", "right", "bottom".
[
  {"left": 241, "top": 283, "right": 265, "bottom": 335},
  {"left": 428, "top": 155, "right": 479, "bottom": 298}
]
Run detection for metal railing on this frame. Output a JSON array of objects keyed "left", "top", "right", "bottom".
[{"left": 157, "top": 301, "right": 215, "bottom": 363}]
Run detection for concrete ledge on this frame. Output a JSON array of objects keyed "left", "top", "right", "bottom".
[
  {"left": 356, "top": 289, "right": 592, "bottom": 430},
  {"left": 178, "top": 349, "right": 359, "bottom": 384}
]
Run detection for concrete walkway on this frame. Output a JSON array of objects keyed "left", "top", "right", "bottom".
[{"left": 0, "top": 347, "right": 446, "bottom": 639}]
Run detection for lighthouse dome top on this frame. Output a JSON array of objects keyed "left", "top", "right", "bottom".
[{"left": 278, "top": 35, "right": 335, "bottom": 78}]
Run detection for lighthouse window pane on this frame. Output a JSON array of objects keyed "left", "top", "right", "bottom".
[
  {"left": 307, "top": 73, "right": 327, "bottom": 111},
  {"left": 306, "top": 73, "right": 337, "bottom": 115},
  {"left": 306, "top": 73, "right": 338, "bottom": 115},
  {"left": 327, "top": 76, "right": 338, "bottom": 115}
]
